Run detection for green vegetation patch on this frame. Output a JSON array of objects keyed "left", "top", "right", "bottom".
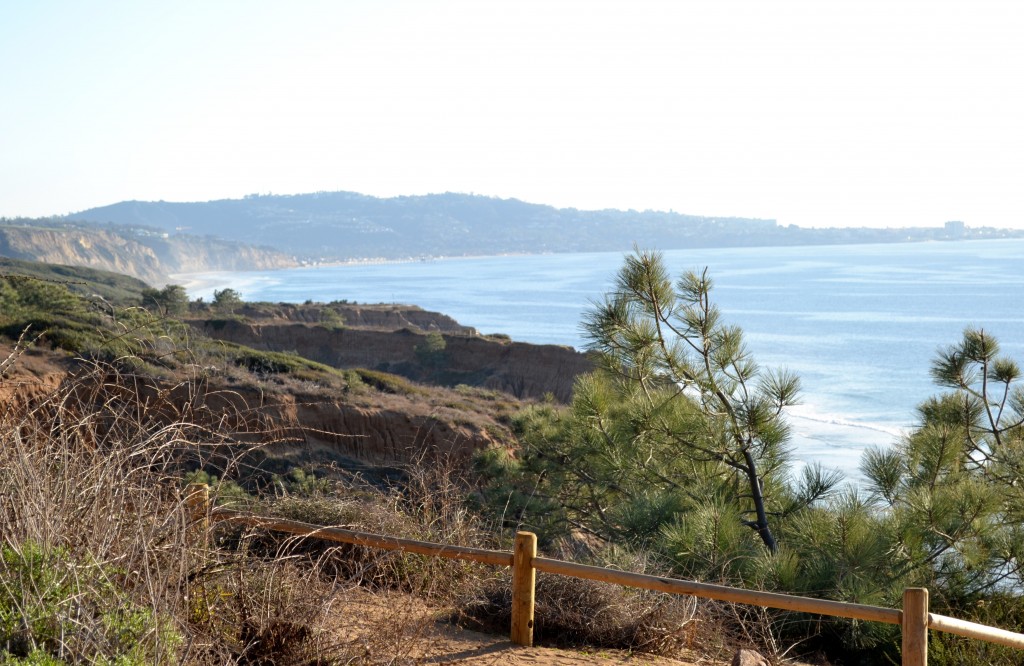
[
  {"left": 0, "top": 541, "right": 181, "bottom": 664},
  {"left": 351, "top": 368, "right": 427, "bottom": 396},
  {"left": 474, "top": 251, "right": 1024, "bottom": 665},
  {"left": 0, "top": 275, "right": 191, "bottom": 367},
  {"left": 0, "top": 257, "right": 149, "bottom": 304},
  {"left": 217, "top": 343, "right": 345, "bottom": 381}
]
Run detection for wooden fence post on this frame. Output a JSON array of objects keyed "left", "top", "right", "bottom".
[
  {"left": 902, "top": 587, "right": 929, "bottom": 666},
  {"left": 511, "top": 531, "right": 537, "bottom": 647}
]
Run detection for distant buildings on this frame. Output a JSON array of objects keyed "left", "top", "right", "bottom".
[{"left": 945, "top": 220, "right": 966, "bottom": 237}]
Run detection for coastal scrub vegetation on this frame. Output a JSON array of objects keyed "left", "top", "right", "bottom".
[
  {"left": 0, "top": 266, "right": 667, "bottom": 662},
  {"left": 2, "top": 255, "right": 1023, "bottom": 664},
  {"left": 0, "top": 256, "right": 150, "bottom": 302},
  {"left": 0, "top": 353, "right": 700, "bottom": 663},
  {"left": 0, "top": 356, "right": 484, "bottom": 663}
]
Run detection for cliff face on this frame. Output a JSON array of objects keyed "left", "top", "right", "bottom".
[
  {"left": 157, "top": 379, "right": 499, "bottom": 467},
  {"left": 263, "top": 391, "right": 499, "bottom": 466},
  {"left": 2, "top": 343, "right": 501, "bottom": 471},
  {"left": 0, "top": 345, "right": 69, "bottom": 407},
  {"left": 0, "top": 227, "right": 167, "bottom": 284},
  {"left": 0, "top": 225, "right": 296, "bottom": 285},
  {"left": 143, "top": 235, "right": 297, "bottom": 274},
  {"left": 194, "top": 319, "right": 592, "bottom": 402}
]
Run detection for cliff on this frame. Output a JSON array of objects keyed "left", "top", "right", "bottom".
[
  {"left": 0, "top": 222, "right": 297, "bottom": 284},
  {"left": 238, "top": 387, "right": 502, "bottom": 467},
  {"left": 236, "top": 302, "right": 476, "bottom": 334},
  {"left": 193, "top": 319, "right": 592, "bottom": 402},
  {"left": 142, "top": 234, "right": 298, "bottom": 275},
  {"left": 0, "top": 226, "right": 167, "bottom": 284}
]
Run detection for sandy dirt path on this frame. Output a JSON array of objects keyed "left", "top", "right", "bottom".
[{"left": 338, "top": 588, "right": 718, "bottom": 666}]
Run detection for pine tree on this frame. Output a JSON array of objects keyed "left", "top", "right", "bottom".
[
  {"left": 861, "top": 328, "right": 1024, "bottom": 609},
  {"left": 495, "top": 250, "right": 841, "bottom": 561}
]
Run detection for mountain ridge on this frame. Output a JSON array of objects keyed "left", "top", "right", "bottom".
[{"left": 68, "top": 190, "right": 1017, "bottom": 262}]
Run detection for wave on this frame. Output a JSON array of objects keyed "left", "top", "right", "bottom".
[
  {"left": 170, "top": 271, "right": 282, "bottom": 301},
  {"left": 785, "top": 405, "right": 906, "bottom": 440}
]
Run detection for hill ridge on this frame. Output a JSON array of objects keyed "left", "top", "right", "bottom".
[{"left": 69, "top": 190, "right": 1016, "bottom": 262}]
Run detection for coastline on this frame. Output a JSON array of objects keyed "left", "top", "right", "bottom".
[
  {"left": 167, "top": 239, "right": 1024, "bottom": 482},
  {"left": 188, "top": 233, "right": 1024, "bottom": 276}
]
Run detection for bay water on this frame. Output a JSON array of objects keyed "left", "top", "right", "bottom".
[{"left": 179, "top": 239, "right": 1024, "bottom": 481}]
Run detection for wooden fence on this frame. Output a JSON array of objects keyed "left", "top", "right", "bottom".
[{"left": 186, "top": 485, "right": 1024, "bottom": 666}]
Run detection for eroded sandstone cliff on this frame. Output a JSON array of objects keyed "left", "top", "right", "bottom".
[
  {"left": 0, "top": 224, "right": 296, "bottom": 284},
  {"left": 0, "top": 227, "right": 167, "bottom": 284},
  {"left": 193, "top": 319, "right": 591, "bottom": 402}
]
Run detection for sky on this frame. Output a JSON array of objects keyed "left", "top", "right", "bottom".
[{"left": 2, "top": 0, "right": 1023, "bottom": 229}]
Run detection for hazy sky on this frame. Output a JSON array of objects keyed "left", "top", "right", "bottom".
[{"left": 2, "top": 1, "right": 1023, "bottom": 228}]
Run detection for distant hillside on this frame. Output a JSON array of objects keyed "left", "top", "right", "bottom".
[
  {"left": 0, "top": 219, "right": 297, "bottom": 284},
  {"left": 69, "top": 192, "right": 778, "bottom": 260},
  {"left": 69, "top": 191, "right": 1017, "bottom": 262}
]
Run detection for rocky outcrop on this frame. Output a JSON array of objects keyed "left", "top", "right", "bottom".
[
  {"left": 193, "top": 320, "right": 592, "bottom": 402},
  {"left": 732, "top": 649, "right": 770, "bottom": 666},
  {"left": 146, "top": 369, "right": 501, "bottom": 468}
]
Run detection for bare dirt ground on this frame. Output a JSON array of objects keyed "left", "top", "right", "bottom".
[
  {"left": 337, "top": 588, "right": 727, "bottom": 666},
  {"left": 0, "top": 343, "right": 68, "bottom": 401}
]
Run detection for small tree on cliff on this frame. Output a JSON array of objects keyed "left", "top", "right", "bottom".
[
  {"left": 416, "top": 331, "right": 447, "bottom": 379},
  {"left": 212, "top": 288, "right": 242, "bottom": 315},
  {"left": 140, "top": 284, "right": 188, "bottom": 316}
]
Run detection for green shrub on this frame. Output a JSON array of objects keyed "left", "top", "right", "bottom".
[
  {"left": 0, "top": 278, "right": 190, "bottom": 366},
  {"left": 0, "top": 543, "right": 75, "bottom": 657},
  {"left": 342, "top": 369, "right": 367, "bottom": 395},
  {"left": 229, "top": 347, "right": 341, "bottom": 380},
  {"left": 318, "top": 308, "right": 344, "bottom": 330},
  {"left": 353, "top": 368, "right": 426, "bottom": 396},
  {"left": 271, "top": 468, "right": 333, "bottom": 497},
  {"left": 182, "top": 470, "right": 253, "bottom": 508},
  {"left": 234, "top": 351, "right": 293, "bottom": 375},
  {"left": 0, "top": 542, "right": 181, "bottom": 664}
]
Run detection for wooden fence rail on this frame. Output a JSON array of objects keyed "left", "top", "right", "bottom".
[{"left": 187, "top": 485, "right": 1024, "bottom": 665}]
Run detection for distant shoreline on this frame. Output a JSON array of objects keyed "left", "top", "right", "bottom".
[
  {"left": 295, "top": 250, "right": 551, "bottom": 269},
  {"left": 171, "top": 251, "right": 554, "bottom": 293},
  {"left": 209, "top": 234, "right": 1024, "bottom": 276},
  {"left": 174, "top": 235, "right": 1024, "bottom": 293}
]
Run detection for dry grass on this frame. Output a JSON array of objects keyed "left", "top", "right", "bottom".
[
  {"left": 0, "top": 349, "right": 769, "bottom": 665},
  {"left": 1, "top": 359, "right": 203, "bottom": 662},
  {"left": 233, "top": 448, "right": 500, "bottom": 604},
  {"left": 456, "top": 547, "right": 702, "bottom": 657},
  {"left": 0, "top": 357, "right": 356, "bottom": 664},
  {"left": 0, "top": 354, "right": 499, "bottom": 664}
]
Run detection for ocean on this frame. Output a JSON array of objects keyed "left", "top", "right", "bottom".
[{"left": 178, "top": 238, "right": 1024, "bottom": 481}]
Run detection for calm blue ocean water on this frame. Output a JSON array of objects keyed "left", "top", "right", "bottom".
[{"left": 179, "top": 239, "right": 1024, "bottom": 480}]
